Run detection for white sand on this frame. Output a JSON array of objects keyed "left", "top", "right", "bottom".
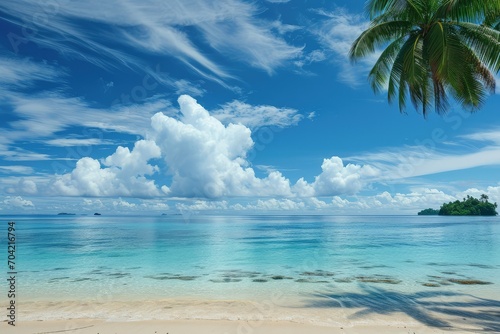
[
  {"left": 2, "top": 319, "right": 457, "bottom": 334},
  {"left": 2, "top": 296, "right": 496, "bottom": 334}
]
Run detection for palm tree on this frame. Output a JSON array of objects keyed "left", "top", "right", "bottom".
[{"left": 349, "top": 0, "right": 500, "bottom": 116}]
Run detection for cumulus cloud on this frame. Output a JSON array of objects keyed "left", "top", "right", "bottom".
[
  {"left": 237, "top": 198, "right": 306, "bottom": 211},
  {"left": 3, "top": 196, "right": 34, "bottom": 208},
  {"left": 113, "top": 198, "right": 136, "bottom": 208},
  {"left": 18, "top": 179, "right": 38, "bottom": 194},
  {"left": 457, "top": 186, "right": 500, "bottom": 206},
  {"left": 293, "top": 156, "right": 379, "bottom": 196},
  {"left": 38, "top": 95, "right": 377, "bottom": 199},
  {"left": 50, "top": 140, "right": 162, "bottom": 197},
  {"left": 83, "top": 199, "right": 104, "bottom": 208},
  {"left": 150, "top": 96, "right": 376, "bottom": 199},
  {"left": 151, "top": 95, "right": 293, "bottom": 198},
  {"left": 176, "top": 200, "right": 229, "bottom": 211}
]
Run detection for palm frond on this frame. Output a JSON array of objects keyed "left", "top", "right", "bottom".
[
  {"left": 366, "top": 0, "right": 400, "bottom": 19},
  {"left": 349, "top": 21, "right": 414, "bottom": 61},
  {"left": 435, "top": 0, "right": 500, "bottom": 22},
  {"left": 455, "top": 22, "right": 500, "bottom": 72},
  {"left": 351, "top": 0, "right": 499, "bottom": 116},
  {"left": 368, "top": 36, "right": 407, "bottom": 93},
  {"left": 425, "top": 21, "right": 448, "bottom": 75},
  {"left": 387, "top": 33, "right": 421, "bottom": 111},
  {"left": 445, "top": 30, "right": 487, "bottom": 109}
]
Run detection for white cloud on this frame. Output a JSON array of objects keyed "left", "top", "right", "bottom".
[
  {"left": 45, "top": 138, "right": 114, "bottom": 147},
  {"left": 231, "top": 198, "right": 306, "bottom": 211},
  {"left": 303, "top": 188, "right": 459, "bottom": 213},
  {"left": 38, "top": 95, "right": 377, "bottom": 199},
  {"left": 3, "top": 196, "right": 34, "bottom": 208},
  {"left": 348, "top": 130, "right": 500, "bottom": 181},
  {"left": 0, "top": 166, "right": 34, "bottom": 174},
  {"left": 457, "top": 186, "right": 500, "bottom": 206},
  {"left": 83, "top": 199, "right": 104, "bottom": 208},
  {"left": 0, "top": 147, "right": 53, "bottom": 161},
  {"left": 213, "top": 100, "right": 303, "bottom": 128},
  {"left": 50, "top": 140, "right": 162, "bottom": 197},
  {"left": 0, "top": 0, "right": 301, "bottom": 80},
  {"left": 18, "top": 179, "right": 38, "bottom": 194},
  {"left": 0, "top": 57, "right": 64, "bottom": 88},
  {"left": 312, "top": 9, "right": 376, "bottom": 86},
  {"left": 6, "top": 92, "right": 170, "bottom": 141},
  {"left": 312, "top": 157, "right": 379, "bottom": 195},
  {"left": 293, "top": 157, "right": 379, "bottom": 196},
  {"left": 140, "top": 200, "right": 169, "bottom": 210},
  {"left": 460, "top": 128, "right": 500, "bottom": 144},
  {"left": 151, "top": 95, "right": 293, "bottom": 198},
  {"left": 176, "top": 200, "right": 229, "bottom": 211},
  {"left": 113, "top": 198, "right": 136, "bottom": 208}
]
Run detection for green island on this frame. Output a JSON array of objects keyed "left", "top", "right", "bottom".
[{"left": 418, "top": 195, "right": 498, "bottom": 216}]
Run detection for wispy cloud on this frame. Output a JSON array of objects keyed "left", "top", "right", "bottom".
[
  {"left": 44, "top": 138, "right": 115, "bottom": 147},
  {"left": 0, "top": 57, "right": 65, "bottom": 88},
  {"left": 0, "top": 147, "right": 53, "bottom": 161},
  {"left": 349, "top": 128, "right": 500, "bottom": 180},
  {"left": 4, "top": 91, "right": 172, "bottom": 141},
  {"left": 1, "top": 0, "right": 302, "bottom": 83},
  {"left": 311, "top": 8, "right": 377, "bottom": 87},
  {"left": 0, "top": 165, "right": 34, "bottom": 174},
  {"left": 460, "top": 128, "right": 500, "bottom": 144},
  {"left": 213, "top": 100, "right": 303, "bottom": 129}
]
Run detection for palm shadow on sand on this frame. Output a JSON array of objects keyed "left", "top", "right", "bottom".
[{"left": 303, "top": 285, "right": 500, "bottom": 332}]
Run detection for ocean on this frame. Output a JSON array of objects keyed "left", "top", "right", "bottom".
[{"left": 1, "top": 214, "right": 499, "bottom": 326}]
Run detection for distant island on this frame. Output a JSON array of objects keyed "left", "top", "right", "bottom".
[
  {"left": 417, "top": 208, "right": 440, "bottom": 215},
  {"left": 418, "top": 195, "right": 498, "bottom": 216},
  {"left": 94, "top": 213, "right": 102, "bottom": 216},
  {"left": 57, "top": 213, "right": 75, "bottom": 215}
]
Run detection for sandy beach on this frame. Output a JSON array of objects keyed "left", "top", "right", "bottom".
[
  {"left": 1, "top": 319, "right": 461, "bottom": 334},
  {"left": 3, "top": 296, "right": 498, "bottom": 334}
]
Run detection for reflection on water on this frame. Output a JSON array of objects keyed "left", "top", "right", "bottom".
[{"left": 1, "top": 215, "right": 499, "bottom": 304}]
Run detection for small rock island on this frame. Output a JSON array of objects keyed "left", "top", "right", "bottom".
[{"left": 418, "top": 194, "right": 498, "bottom": 216}]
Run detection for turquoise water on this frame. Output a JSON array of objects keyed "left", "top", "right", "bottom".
[{"left": 1, "top": 214, "right": 500, "bottom": 305}]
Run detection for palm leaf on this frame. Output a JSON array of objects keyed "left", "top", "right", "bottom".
[
  {"left": 435, "top": 0, "right": 500, "bottom": 22},
  {"left": 455, "top": 23, "right": 500, "bottom": 72},
  {"left": 349, "top": 21, "right": 414, "bottom": 60},
  {"left": 368, "top": 36, "right": 407, "bottom": 93},
  {"left": 444, "top": 30, "right": 487, "bottom": 109}
]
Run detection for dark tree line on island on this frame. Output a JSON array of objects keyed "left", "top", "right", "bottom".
[{"left": 418, "top": 195, "right": 498, "bottom": 216}]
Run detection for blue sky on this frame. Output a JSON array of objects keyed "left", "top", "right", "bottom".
[{"left": 1, "top": 0, "right": 499, "bottom": 215}]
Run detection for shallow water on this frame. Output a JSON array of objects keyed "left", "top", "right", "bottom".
[{"left": 1, "top": 214, "right": 500, "bottom": 327}]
